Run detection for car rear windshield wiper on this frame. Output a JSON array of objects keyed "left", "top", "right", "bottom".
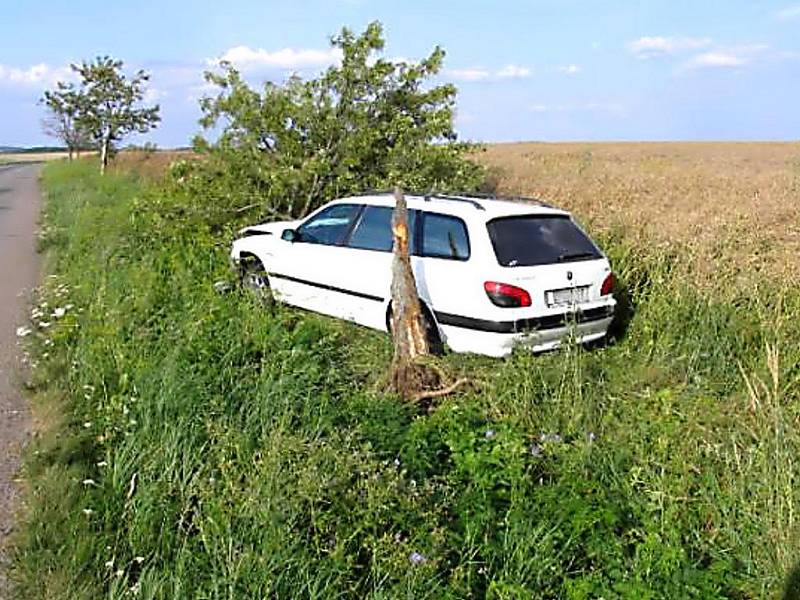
[{"left": 557, "top": 251, "right": 597, "bottom": 262}]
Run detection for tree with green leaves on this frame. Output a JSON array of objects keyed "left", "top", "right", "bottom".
[
  {"left": 45, "top": 57, "right": 161, "bottom": 173},
  {"left": 183, "top": 21, "right": 485, "bottom": 225},
  {"left": 41, "top": 82, "right": 91, "bottom": 160}
]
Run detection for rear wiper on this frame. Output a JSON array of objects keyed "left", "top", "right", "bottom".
[{"left": 557, "top": 252, "right": 596, "bottom": 262}]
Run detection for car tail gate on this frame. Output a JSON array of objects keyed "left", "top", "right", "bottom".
[{"left": 490, "top": 260, "right": 612, "bottom": 311}]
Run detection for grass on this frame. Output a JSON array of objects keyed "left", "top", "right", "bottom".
[{"left": 10, "top": 155, "right": 800, "bottom": 598}]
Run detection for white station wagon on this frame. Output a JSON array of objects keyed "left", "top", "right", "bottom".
[{"left": 230, "top": 193, "right": 616, "bottom": 357}]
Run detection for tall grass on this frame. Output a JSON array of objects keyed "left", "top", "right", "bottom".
[{"left": 11, "top": 161, "right": 800, "bottom": 598}]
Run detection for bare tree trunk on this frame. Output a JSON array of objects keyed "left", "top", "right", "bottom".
[
  {"left": 68, "top": 146, "right": 74, "bottom": 161},
  {"left": 389, "top": 188, "right": 438, "bottom": 398},
  {"left": 100, "top": 133, "right": 110, "bottom": 174}
]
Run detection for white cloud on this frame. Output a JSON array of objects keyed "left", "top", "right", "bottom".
[
  {"left": 775, "top": 5, "right": 800, "bottom": 20},
  {"left": 447, "top": 67, "right": 491, "bottom": 81},
  {"left": 628, "top": 36, "right": 711, "bottom": 59},
  {"left": 497, "top": 64, "right": 531, "bottom": 79},
  {"left": 211, "top": 46, "right": 342, "bottom": 72},
  {"left": 0, "top": 62, "right": 73, "bottom": 89},
  {"left": 185, "top": 81, "right": 218, "bottom": 103},
  {"left": 530, "top": 102, "right": 623, "bottom": 113},
  {"left": 683, "top": 44, "right": 769, "bottom": 70},
  {"left": 143, "top": 87, "right": 167, "bottom": 104},
  {"left": 559, "top": 64, "right": 581, "bottom": 75},
  {"left": 448, "top": 64, "right": 532, "bottom": 82},
  {"left": 685, "top": 52, "right": 747, "bottom": 69}
]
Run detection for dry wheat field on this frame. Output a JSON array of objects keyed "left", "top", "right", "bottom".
[{"left": 479, "top": 142, "right": 800, "bottom": 288}]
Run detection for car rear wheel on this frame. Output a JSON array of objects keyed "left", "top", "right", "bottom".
[{"left": 240, "top": 257, "right": 273, "bottom": 306}]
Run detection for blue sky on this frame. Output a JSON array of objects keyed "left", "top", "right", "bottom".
[{"left": 1, "top": 0, "right": 799, "bottom": 146}]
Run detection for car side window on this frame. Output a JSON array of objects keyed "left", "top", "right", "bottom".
[
  {"left": 296, "top": 204, "right": 360, "bottom": 246},
  {"left": 347, "top": 206, "right": 417, "bottom": 252},
  {"left": 421, "top": 213, "right": 470, "bottom": 260}
]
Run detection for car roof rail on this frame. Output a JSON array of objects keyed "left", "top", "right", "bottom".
[
  {"left": 455, "top": 191, "right": 555, "bottom": 209},
  {"left": 425, "top": 193, "right": 486, "bottom": 211},
  {"left": 339, "top": 189, "right": 487, "bottom": 210},
  {"left": 341, "top": 190, "right": 554, "bottom": 211}
]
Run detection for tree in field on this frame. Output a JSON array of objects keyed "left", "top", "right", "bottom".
[
  {"left": 44, "top": 57, "right": 160, "bottom": 173},
  {"left": 41, "top": 83, "right": 91, "bottom": 160},
  {"left": 187, "top": 22, "right": 480, "bottom": 400},
  {"left": 185, "top": 20, "right": 485, "bottom": 225}
]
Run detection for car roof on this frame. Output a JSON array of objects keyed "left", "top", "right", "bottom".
[{"left": 332, "top": 193, "right": 570, "bottom": 220}]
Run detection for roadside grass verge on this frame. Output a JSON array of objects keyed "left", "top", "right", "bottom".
[{"left": 11, "top": 160, "right": 800, "bottom": 598}]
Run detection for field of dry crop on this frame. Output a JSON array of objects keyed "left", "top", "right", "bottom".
[
  {"left": 479, "top": 142, "right": 800, "bottom": 288},
  {"left": 0, "top": 152, "right": 70, "bottom": 164}
]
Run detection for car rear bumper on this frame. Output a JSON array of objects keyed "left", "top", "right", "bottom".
[{"left": 437, "top": 302, "right": 615, "bottom": 357}]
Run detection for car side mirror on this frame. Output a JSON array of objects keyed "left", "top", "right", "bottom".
[{"left": 281, "top": 228, "right": 298, "bottom": 242}]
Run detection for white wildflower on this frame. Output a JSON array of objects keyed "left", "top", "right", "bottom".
[
  {"left": 38, "top": 321, "right": 51, "bottom": 328},
  {"left": 82, "top": 479, "right": 96, "bottom": 486},
  {"left": 82, "top": 508, "right": 94, "bottom": 516},
  {"left": 52, "top": 307, "right": 66, "bottom": 319},
  {"left": 16, "top": 326, "right": 31, "bottom": 337},
  {"left": 97, "top": 460, "right": 108, "bottom": 468}
]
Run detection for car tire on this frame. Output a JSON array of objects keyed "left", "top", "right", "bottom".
[{"left": 240, "top": 257, "right": 274, "bottom": 306}]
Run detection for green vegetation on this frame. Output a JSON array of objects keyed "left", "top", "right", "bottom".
[
  {"left": 42, "top": 57, "right": 160, "bottom": 172},
  {"left": 176, "top": 22, "right": 484, "bottom": 229},
  {"left": 11, "top": 160, "right": 800, "bottom": 598}
]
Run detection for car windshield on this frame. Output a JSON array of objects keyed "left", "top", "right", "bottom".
[{"left": 486, "top": 215, "right": 601, "bottom": 267}]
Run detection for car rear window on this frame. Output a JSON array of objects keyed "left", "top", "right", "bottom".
[
  {"left": 422, "top": 213, "right": 470, "bottom": 261},
  {"left": 486, "top": 215, "right": 601, "bottom": 267}
]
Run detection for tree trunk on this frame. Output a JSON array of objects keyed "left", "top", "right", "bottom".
[
  {"left": 389, "top": 188, "right": 439, "bottom": 398},
  {"left": 100, "top": 134, "right": 110, "bottom": 175},
  {"left": 68, "top": 146, "right": 74, "bottom": 161}
]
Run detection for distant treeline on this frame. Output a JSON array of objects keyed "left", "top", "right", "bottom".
[
  {"left": 0, "top": 145, "right": 191, "bottom": 154},
  {"left": 0, "top": 146, "right": 68, "bottom": 154}
]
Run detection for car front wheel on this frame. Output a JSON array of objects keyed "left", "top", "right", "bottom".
[{"left": 240, "top": 257, "right": 273, "bottom": 306}]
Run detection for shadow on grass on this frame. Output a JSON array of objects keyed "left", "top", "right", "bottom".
[
  {"left": 783, "top": 562, "right": 800, "bottom": 600},
  {"left": 605, "top": 277, "right": 636, "bottom": 343}
]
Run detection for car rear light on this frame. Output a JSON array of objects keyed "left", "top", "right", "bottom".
[
  {"left": 484, "top": 281, "right": 532, "bottom": 308},
  {"left": 601, "top": 273, "right": 615, "bottom": 296}
]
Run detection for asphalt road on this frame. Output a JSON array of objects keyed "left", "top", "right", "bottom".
[{"left": 0, "top": 163, "right": 41, "bottom": 596}]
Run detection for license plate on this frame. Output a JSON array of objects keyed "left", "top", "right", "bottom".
[{"left": 546, "top": 286, "right": 589, "bottom": 307}]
